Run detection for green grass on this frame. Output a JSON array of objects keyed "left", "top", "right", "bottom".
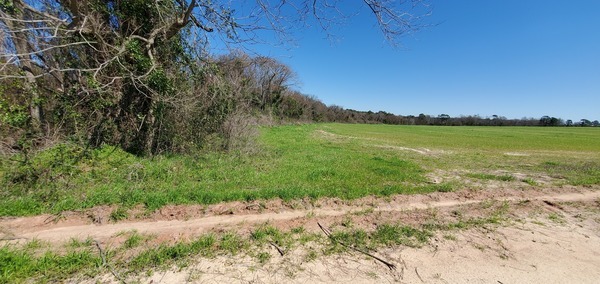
[
  {"left": 123, "top": 233, "right": 144, "bottom": 249},
  {"left": 320, "top": 124, "right": 600, "bottom": 186},
  {"left": 0, "top": 243, "right": 101, "bottom": 283},
  {"left": 322, "top": 124, "right": 600, "bottom": 152},
  {"left": 540, "top": 161, "right": 600, "bottom": 185},
  {"left": 371, "top": 224, "right": 433, "bottom": 247},
  {"left": 466, "top": 173, "right": 516, "bottom": 182},
  {"left": 129, "top": 234, "right": 217, "bottom": 270},
  {"left": 1, "top": 124, "right": 599, "bottom": 216},
  {"left": 521, "top": 178, "right": 538, "bottom": 186},
  {"left": 110, "top": 207, "right": 129, "bottom": 222},
  {"left": 547, "top": 212, "right": 566, "bottom": 224}
]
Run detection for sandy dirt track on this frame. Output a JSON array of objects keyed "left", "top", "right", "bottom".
[
  {"left": 1, "top": 188, "right": 599, "bottom": 243},
  {"left": 2, "top": 187, "right": 600, "bottom": 283}
]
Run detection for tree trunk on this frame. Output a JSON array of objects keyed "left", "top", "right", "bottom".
[
  {"left": 5, "top": 3, "right": 43, "bottom": 134},
  {"left": 143, "top": 100, "right": 157, "bottom": 155},
  {"left": 25, "top": 69, "right": 42, "bottom": 132}
]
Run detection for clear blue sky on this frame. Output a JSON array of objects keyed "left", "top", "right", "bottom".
[{"left": 245, "top": 1, "right": 600, "bottom": 121}]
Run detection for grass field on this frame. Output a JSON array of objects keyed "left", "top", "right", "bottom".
[
  {"left": 321, "top": 124, "right": 600, "bottom": 183},
  {"left": 1, "top": 123, "right": 600, "bottom": 283},
  {"left": 1, "top": 123, "right": 599, "bottom": 216}
]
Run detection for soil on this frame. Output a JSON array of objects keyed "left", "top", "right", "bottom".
[{"left": 2, "top": 186, "right": 600, "bottom": 283}]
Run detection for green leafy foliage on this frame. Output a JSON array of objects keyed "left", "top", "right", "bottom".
[{"left": 0, "top": 98, "right": 29, "bottom": 128}]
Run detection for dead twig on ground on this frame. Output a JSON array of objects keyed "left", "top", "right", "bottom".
[
  {"left": 94, "top": 240, "right": 126, "bottom": 284},
  {"left": 317, "top": 222, "right": 396, "bottom": 271},
  {"left": 543, "top": 200, "right": 565, "bottom": 210},
  {"left": 268, "top": 240, "right": 285, "bottom": 256},
  {"left": 415, "top": 267, "right": 425, "bottom": 283},
  {"left": 0, "top": 236, "right": 27, "bottom": 241},
  {"left": 44, "top": 212, "right": 68, "bottom": 224}
]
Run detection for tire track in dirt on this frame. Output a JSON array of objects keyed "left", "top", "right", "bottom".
[{"left": 2, "top": 190, "right": 599, "bottom": 244}]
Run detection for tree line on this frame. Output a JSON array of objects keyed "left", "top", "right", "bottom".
[
  {"left": 317, "top": 112, "right": 599, "bottom": 127},
  {"left": 258, "top": 93, "right": 599, "bottom": 128}
]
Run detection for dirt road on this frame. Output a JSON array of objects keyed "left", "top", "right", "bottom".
[
  {"left": 2, "top": 188, "right": 599, "bottom": 243},
  {"left": 2, "top": 187, "right": 600, "bottom": 283}
]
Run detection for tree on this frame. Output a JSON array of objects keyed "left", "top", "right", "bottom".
[
  {"left": 539, "top": 116, "right": 562, "bottom": 126},
  {"left": 1, "top": 0, "right": 202, "bottom": 154},
  {"left": 0, "top": 0, "right": 46, "bottom": 133},
  {"left": 437, "top": 114, "right": 450, "bottom": 125},
  {"left": 416, "top": 113, "right": 430, "bottom": 125},
  {"left": 247, "top": 56, "right": 296, "bottom": 111},
  {"left": 1, "top": 0, "right": 430, "bottom": 155},
  {"left": 580, "top": 119, "right": 592, "bottom": 127},
  {"left": 566, "top": 119, "right": 573, "bottom": 127}
]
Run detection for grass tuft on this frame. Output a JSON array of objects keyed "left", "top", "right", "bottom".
[
  {"left": 466, "top": 173, "right": 515, "bottom": 182},
  {"left": 372, "top": 224, "right": 432, "bottom": 248},
  {"left": 110, "top": 207, "right": 129, "bottom": 222},
  {"left": 0, "top": 245, "right": 101, "bottom": 283}
]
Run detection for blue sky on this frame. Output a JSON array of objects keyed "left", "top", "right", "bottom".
[{"left": 243, "top": 1, "right": 600, "bottom": 121}]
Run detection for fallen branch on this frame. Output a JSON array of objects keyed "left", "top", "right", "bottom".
[
  {"left": 543, "top": 200, "right": 564, "bottom": 210},
  {"left": 94, "top": 240, "right": 126, "bottom": 284},
  {"left": 415, "top": 267, "right": 425, "bottom": 283},
  {"left": 0, "top": 236, "right": 27, "bottom": 241},
  {"left": 268, "top": 240, "right": 285, "bottom": 256},
  {"left": 317, "top": 222, "right": 396, "bottom": 271}
]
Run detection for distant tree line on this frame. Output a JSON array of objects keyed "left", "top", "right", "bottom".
[{"left": 271, "top": 94, "right": 599, "bottom": 128}]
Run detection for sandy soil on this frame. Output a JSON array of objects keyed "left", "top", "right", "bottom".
[
  {"left": 2, "top": 186, "right": 600, "bottom": 283},
  {"left": 136, "top": 219, "right": 600, "bottom": 284}
]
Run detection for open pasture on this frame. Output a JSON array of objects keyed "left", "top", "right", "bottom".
[{"left": 1, "top": 124, "right": 599, "bottom": 216}]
